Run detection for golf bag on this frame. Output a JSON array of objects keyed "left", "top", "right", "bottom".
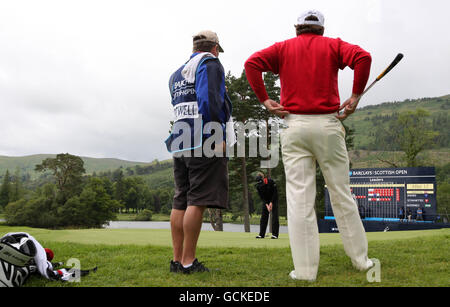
[
  {"left": 0, "top": 232, "right": 97, "bottom": 287},
  {"left": 0, "top": 233, "right": 36, "bottom": 287}
]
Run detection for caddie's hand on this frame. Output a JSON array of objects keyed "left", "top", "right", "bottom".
[
  {"left": 263, "top": 99, "right": 290, "bottom": 118},
  {"left": 336, "top": 94, "right": 361, "bottom": 121}
]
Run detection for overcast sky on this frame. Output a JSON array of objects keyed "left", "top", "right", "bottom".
[{"left": 0, "top": 0, "right": 449, "bottom": 162}]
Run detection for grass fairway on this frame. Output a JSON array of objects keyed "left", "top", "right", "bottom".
[{"left": 0, "top": 226, "right": 448, "bottom": 287}]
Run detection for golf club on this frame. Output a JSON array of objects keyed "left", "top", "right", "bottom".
[{"left": 359, "top": 53, "right": 404, "bottom": 99}]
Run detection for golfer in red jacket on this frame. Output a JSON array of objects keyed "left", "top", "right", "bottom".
[{"left": 245, "top": 9, "right": 374, "bottom": 281}]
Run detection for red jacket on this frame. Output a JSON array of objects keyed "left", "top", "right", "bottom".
[{"left": 245, "top": 33, "right": 372, "bottom": 114}]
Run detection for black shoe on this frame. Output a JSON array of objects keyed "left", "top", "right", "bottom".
[
  {"left": 271, "top": 235, "right": 278, "bottom": 239},
  {"left": 170, "top": 260, "right": 183, "bottom": 273},
  {"left": 182, "top": 259, "right": 209, "bottom": 274},
  {"left": 256, "top": 235, "right": 264, "bottom": 239}
]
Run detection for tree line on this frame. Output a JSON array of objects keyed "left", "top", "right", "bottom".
[
  {"left": 0, "top": 154, "right": 175, "bottom": 228},
  {"left": 364, "top": 110, "right": 449, "bottom": 154}
]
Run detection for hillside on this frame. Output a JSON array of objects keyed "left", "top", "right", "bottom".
[
  {"left": 0, "top": 154, "right": 159, "bottom": 179},
  {"left": 346, "top": 94, "right": 450, "bottom": 150},
  {"left": 349, "top": 148, "right": 450, "bottom": 169}
]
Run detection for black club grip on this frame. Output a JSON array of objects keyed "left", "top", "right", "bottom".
[{"left": 376, "top": 53, "right": 404, "bottom": 81}]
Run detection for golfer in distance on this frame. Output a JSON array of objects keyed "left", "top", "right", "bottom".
[{"left": 245, "top": 9, "right": 374, "bottom": 281}]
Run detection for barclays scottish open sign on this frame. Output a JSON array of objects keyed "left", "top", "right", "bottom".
[{"left": 325, "top": 167, "right": 437, "bottom": 222}]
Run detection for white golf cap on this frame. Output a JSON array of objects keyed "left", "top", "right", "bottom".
[{"left": 297, "top": 10, "right": 325, "bottom": 27}]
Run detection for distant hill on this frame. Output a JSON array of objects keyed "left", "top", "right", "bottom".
[
  {"left": 346, "top": 94, "right": 450, "bottom": 150},
  {"left": 349, "top": 148, "right": 450, "bottom": 169},
  {"left": 0, "top": 154, "right": 161, "bottom": 179}
]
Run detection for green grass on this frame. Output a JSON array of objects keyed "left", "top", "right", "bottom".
[{"left": 0, "top": 226, "right": 448, "bottom": 287}]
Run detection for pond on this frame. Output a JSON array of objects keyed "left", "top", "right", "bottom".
[
  {"left": 105, "top": 221, "right": 288, "bottom": 234},
  {"left": 0, "top": 219, "right": 288, "bottom": 234}
]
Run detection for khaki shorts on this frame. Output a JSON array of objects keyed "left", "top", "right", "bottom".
[{"left": 172, "top": 156, "right": 229, "bottom": 210}]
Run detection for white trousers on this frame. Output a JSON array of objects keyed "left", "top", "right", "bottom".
[{"left": 280, "top": 113, "right": 369, "bottom": 280}]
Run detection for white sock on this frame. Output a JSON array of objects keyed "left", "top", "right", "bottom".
[{"left": 183, "top": 263, "right": 193, "bottom": 269}]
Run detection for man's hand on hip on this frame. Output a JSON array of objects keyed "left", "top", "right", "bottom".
[
  {"left": 263, "top": 99, "right": 290, "bottom": 118},
  {"left": 336, "top": 94, "right": 361, "bottom": 121}
]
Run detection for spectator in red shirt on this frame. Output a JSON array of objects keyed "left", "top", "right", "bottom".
[{"left": 245, "top": 9, "right": 374, "bottom": 281}]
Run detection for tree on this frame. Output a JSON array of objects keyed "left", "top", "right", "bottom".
[
  {"left": 118, "top": 177, "right": 150, "bottom": 213},
  {"left": 432, "top": 112, "right": 450, "bottom": 148},
  {"left": 373, "top": 109, "right": 439, "bottom": 167},
  {"left": 10, "top": 168, "right": 23, "bottom": 203},
  {"left": 112, "top": 169, "right": 126, "bottom": 211},
  {"left": 77, "top": 177, "right": 119, "bottom": 227},
  {"left": 226, "top": 70, "right": 281, "bottom": 232},
  {"left": 226, "top": 70, "right": 261, "bottom": 232},
  {"left": 344, "top": 123, "right": 355, "bottom": 157},
  {"left": 0, "top": 170, "right": 11, "bottom": 209},
  {"left": 5, "top": 155, "right": 119, "bottom": 229},
  {"left": 207, "top": 209, "right": 224, "bottom": 231},
  {"left": 152, "top": 191, "right": 162, "bottom": 213},
  {"left": 397, "top": 109, "right": 439, "bottom": 167},
  {"left": 437, "top": 182, "right": 450, "bottom": 222},
  {"left": 125, "top": 187, "right": 138, "bottom": 212},
  {"left": 436, "top": 163, "right": 450, "bottom": 222},
  {"left": 35, "top": 153, "right": 86, "bottom": 203}
]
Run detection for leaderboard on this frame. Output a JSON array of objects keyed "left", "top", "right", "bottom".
[{"left": 324, "top": 167, "right": 437, "bottom": 221}]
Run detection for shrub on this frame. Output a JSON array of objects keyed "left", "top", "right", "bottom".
[
  {"left": 4, "top": 177, "right": 119, "bottom": 229},
  {"left": 135, "top": 209, "right": 153, "bottom": 221},
  {"left": 57, "top": 196, "right": 86, "bottom": 227},
  {"left": 4, "top": 197, "right": 58, "bottom": 228},
  {"left": 4, "top": 199, "right": 29, "bottom": 226}
]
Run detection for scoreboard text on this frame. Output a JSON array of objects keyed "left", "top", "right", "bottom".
[{"left": 324, "top": 167, "right": 437, "bottom": 222}]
